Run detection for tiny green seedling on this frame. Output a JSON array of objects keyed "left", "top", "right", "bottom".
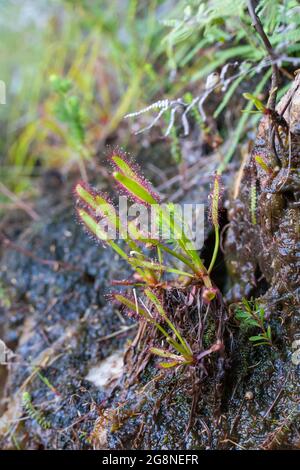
[
  {"left": 235, "top": 299, "right": 272, "bottom": 347},
  {"left": 50, "top": 74, "right": 89, "bottom": 180},
  {"left": 22, "top": 391, "right": 51, "bottom": 430}
]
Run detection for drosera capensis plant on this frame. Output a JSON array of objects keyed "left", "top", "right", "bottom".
[
  {"left": 74, "top": 148, "right": 226, "bottom": 370},
  {"left": 75, "top": 149, "right": 221, "bottom": 292}
]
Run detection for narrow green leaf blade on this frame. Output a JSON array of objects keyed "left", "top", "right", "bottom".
[
  {"left": 113, "top": 171, "right": 157, "bottom": 205},
  {"left": 243, "top": 93, "right": 266, "bottom": 112}
]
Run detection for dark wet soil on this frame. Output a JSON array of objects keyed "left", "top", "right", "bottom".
[{"left": 0, "top": 191, "right": 135, "bottom": 449}]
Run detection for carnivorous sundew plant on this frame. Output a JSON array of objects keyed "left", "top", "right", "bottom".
[{"left": 74, "top": 149, "right": 227, "bottom": 381}]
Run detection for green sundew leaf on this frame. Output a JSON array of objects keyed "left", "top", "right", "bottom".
[
  {"left": 249, "top": 335, "right": 265, "bottom": 342},
  {"left": 156, "top": 202, "right": 193, "bottom": 244},
  {"left": 161, "top": 337, "right": 188, "bottom": 357},
  {"left": 155, "top": 204, "right": 205, "bottom": 275},
  {"left": 155, "top": 245, "right": 164, "bottom": 282},
  {"left": 78, "top": 208, "right": 106, "bottom": 239},
  {"left": 127, "top": 219, "right": 147, "bottom": 241},
  {"left": 75, "top": 183, "right": 119, "bottom": 230},
  {"left": 144, "top": 289, "right": 167, "bottom": 319},
  {"left": 267, "top": 325, "right": 272, "bottom": 341},
  {"left": 93, "top": 195, "right": 120, "bottom": 233},
  {"left": 159, "top": 244, "right": 196, "bottom": 272},
  {"left": 115, "top": 294, "right": 182, "bottom": 354},
  {"left": 111, "top": 155, "right": 137, "bottom": 180},
  {"left": 113, "top": 172, "right": 157, "bottom": 205},
  {"left": 159, "top": 361, "right": 182, "bottom": 369},
  {"left": 133, "top": 301, "right": 188, "bottom": 357},
  {"left": 128, "top": 258, "right": 194, "bottom": 278},
  {"left": 76, "top": 187, "right": 149, "bottom": 274},
  {"left": 154, "top": 266, "right": 194, "bottom": 278},
  {"left": 127, "top": 219, "right": 160, "bottom": 246},
  {"left": 152, "top": 349, "right": 193, "bottom": 367},
  {"left": 243, "top": 93, "right": 266, "bottom": 112},
  {"left": 114, "top": 294, "right": 151, "bottom": 320},
  {"left": 154, "top": 203, "right": 181, "bottom": 241},
  {"left": 78, "top": 209, "right": 128, "bottom": 261},
  {"left": 181, "top": 244, "right": 205, "bottom": 276},
  {"left": 76, "top": 184, "right": 115, "bottom": 219},
  {"left": 157, "top": 245, "right": 163, "bottom": 269}
]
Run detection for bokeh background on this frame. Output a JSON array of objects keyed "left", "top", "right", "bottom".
[{"left": 1, "top": 0, "right": 300, "bottom": 200}]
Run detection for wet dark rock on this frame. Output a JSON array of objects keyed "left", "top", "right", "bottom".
[
  {"left": 226, "top": 74, "right": 300, "bottom": 316},
  {"left": 98, "top": 77, "right": 300, "bottom": 450}
]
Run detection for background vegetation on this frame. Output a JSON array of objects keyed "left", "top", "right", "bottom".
[{"left": 1, "top": 0, "right": 300, "bottom": 196}]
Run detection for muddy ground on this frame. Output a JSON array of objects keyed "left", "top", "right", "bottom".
[{"left": 0, "top": 78, "right": 299, "bottom": 450}]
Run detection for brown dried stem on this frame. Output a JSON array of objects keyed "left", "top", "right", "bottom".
[{"left": 247, "top": 0, "right": 279, "bottom": 110}]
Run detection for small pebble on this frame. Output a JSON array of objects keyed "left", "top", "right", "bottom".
[{"left": 245, "top": 391, "right": 254, "bottom": 400}]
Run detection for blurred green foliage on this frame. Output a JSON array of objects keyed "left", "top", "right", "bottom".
[
  {"left": 1, "top": 0, "right": 300, "bottom": 197},
  {"left": 50, "top": 75, "right": 85, "bottom": 145},
  {"left": 162, "top": 0, "right": 300, "bottom": 78},
  {"left": 0, "top": 0, "right": 167, "bottom": 193},
  {"left": 145, "top": 0, "right": 300, "bottom": 170}
]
